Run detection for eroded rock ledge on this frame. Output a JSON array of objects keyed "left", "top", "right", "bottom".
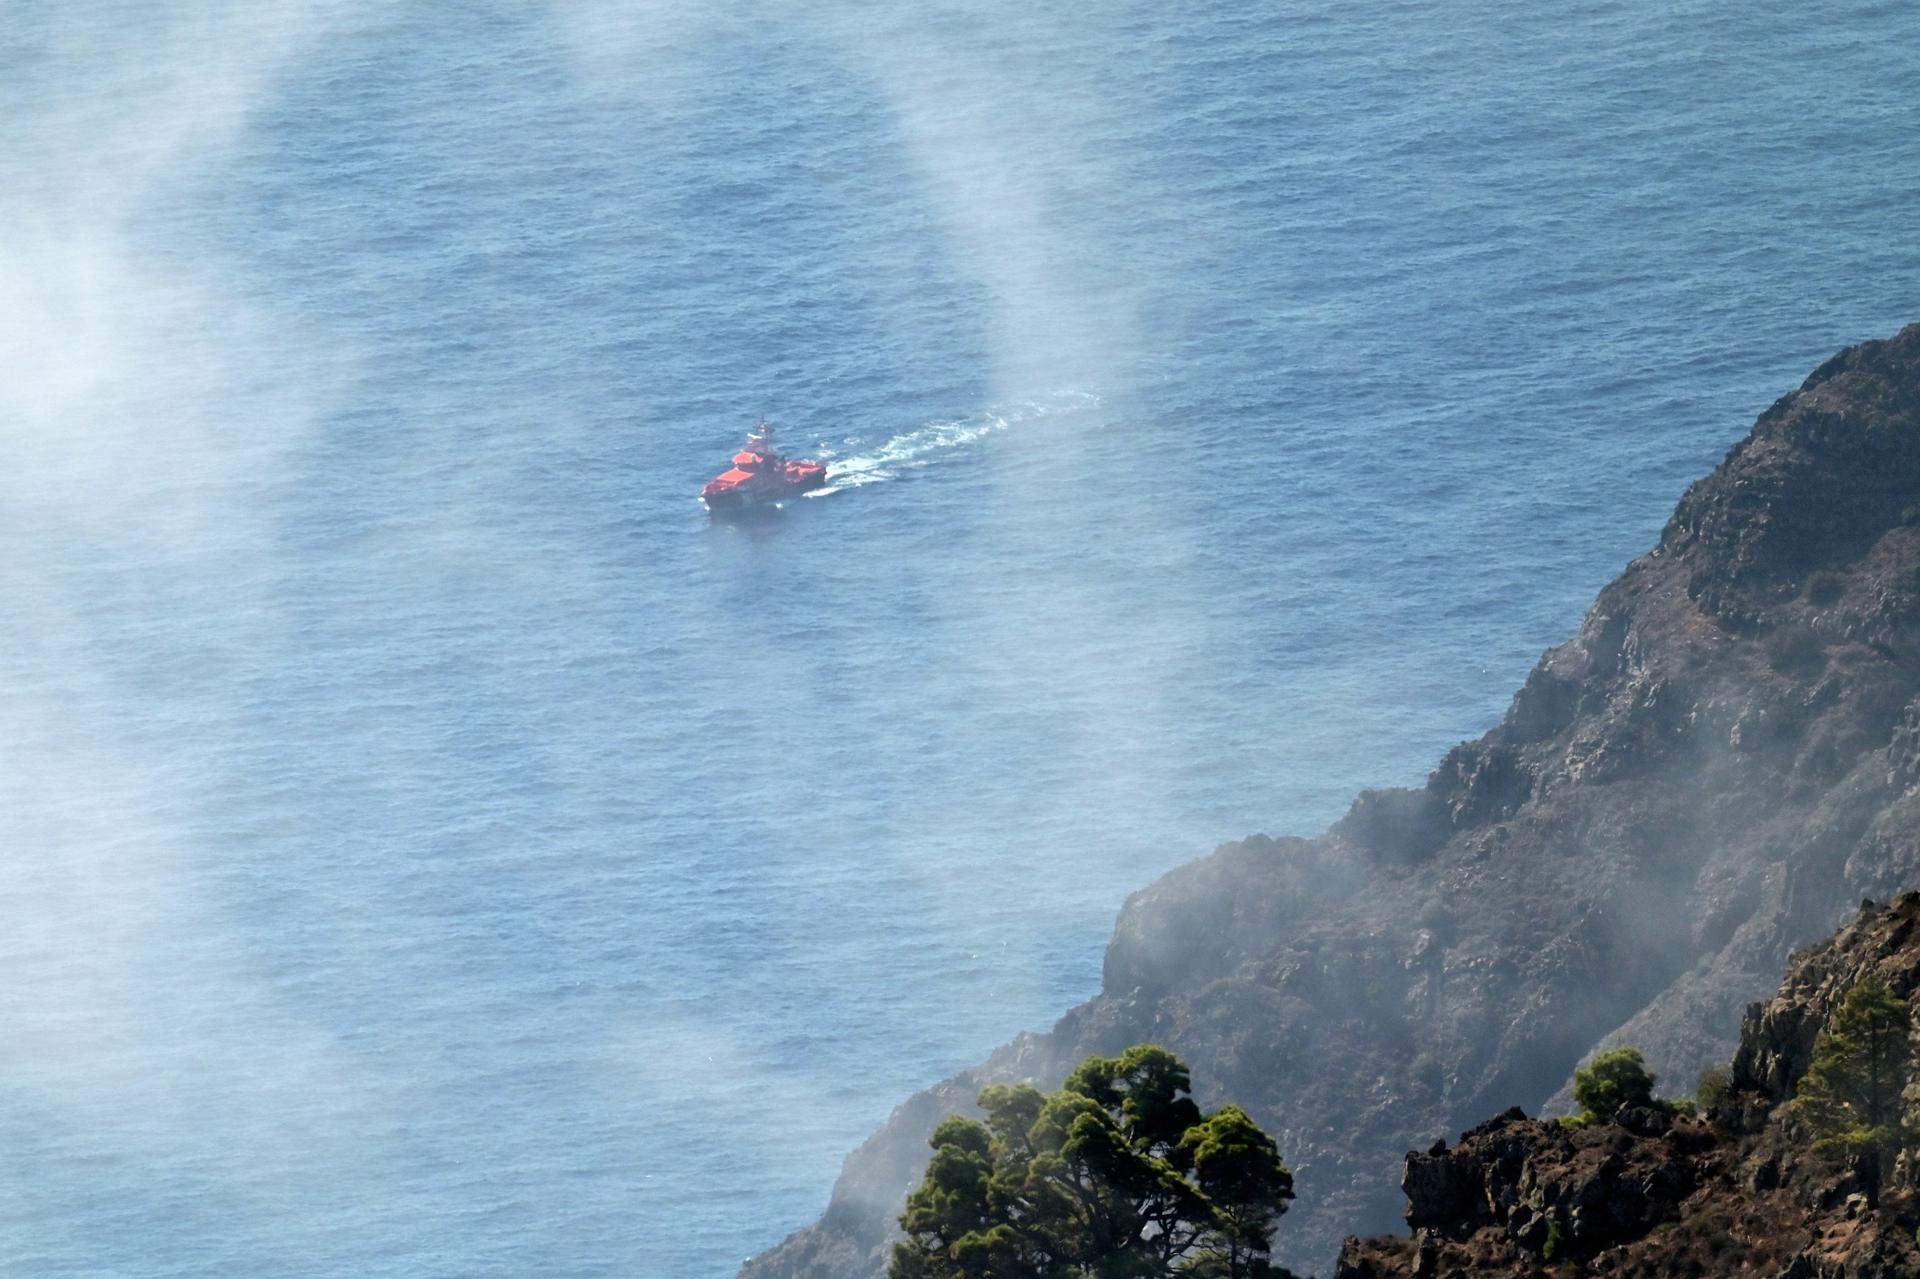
[{"left": 1336, "top": 893, "right": 1920, "bottom": 1279}]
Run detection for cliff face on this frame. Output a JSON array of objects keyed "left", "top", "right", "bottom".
[
  {"left": 1335, "top": 892, "right": 1920, "bottom": 1279},
  {"left": 742, "top": 324, "right": 1920, "bottom": 1279}
]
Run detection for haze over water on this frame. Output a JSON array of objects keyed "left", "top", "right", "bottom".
[{"left": 2, "top": 3, "right": 1914, "bottom": 1275}]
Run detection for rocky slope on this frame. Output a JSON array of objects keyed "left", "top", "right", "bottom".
[
  {"left": 742, "top": 323, "right": 1920, "bottom": 1278},
  {"left": 1336, "top": 892, "right": 1920, "bottom": 1279}
]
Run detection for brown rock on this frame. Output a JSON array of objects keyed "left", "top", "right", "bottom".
[{"left": 1336, "top": 896, "right": 1920, "bottom": 1277}]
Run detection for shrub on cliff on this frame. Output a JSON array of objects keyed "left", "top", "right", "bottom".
[
  {"left": 1566, "top": 1047, "right": 1676, "bottom": 1127},
  {"left": 1764, "top": 623, "right": 1826, "bottom": 675},
  {"left": 890, "top": 1045, "right": 1298, "bottom": 1279},
  {"left": 1805, "top": 569, "right": 1846, "bottom": 606},
  {"left": 1792, "top": 976, "right": 1917, "bottom": 1203},
  {"left": 1694, "top": 1063, "right": 1734, "bottom": 1121}
]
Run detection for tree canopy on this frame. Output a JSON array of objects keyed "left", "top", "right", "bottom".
[
  {"left": 1569, "top": 1047, "right": 1662, "bottom": 1125},
  {"left": 1793, "top": 976, "right": 1916, "bottom": 1199},
  {"left": 890, "top": 1045, "right": 1297, "bottom": 1279}
]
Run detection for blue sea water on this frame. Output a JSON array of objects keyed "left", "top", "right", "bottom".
[{"left": 1, "top": 2, "right": 1915, "bottom": 1275}]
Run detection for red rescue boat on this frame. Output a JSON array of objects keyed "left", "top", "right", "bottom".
[{"left": 701, "top": 421, "right": 827, "bottom": 514}]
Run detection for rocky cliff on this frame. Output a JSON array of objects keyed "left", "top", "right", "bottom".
[
  {"left": 1335, "top": 892, "right": 1920, "bottom": 1279},
  {"left": 742, "top": 323, "right": 1920, "bottom": 1278}
]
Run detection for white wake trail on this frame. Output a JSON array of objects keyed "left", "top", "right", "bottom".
[{"left": 805, "top": 392, "right": 1099, "bottom": 496}]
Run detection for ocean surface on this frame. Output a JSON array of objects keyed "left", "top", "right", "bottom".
[{"left": 2, "top": 3, "right": 1915, "bottom": 1275}]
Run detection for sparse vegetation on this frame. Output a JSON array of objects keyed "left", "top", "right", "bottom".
[
  {"left": 890, "top": 1045, "right": 1298, "bottom": 1279},
  {"left": 1805, "top": 569, "right": 1846, "bottom": 606},
  {"left": 1764, "top": 623, "right": 1826, "bottom": 675},
  {"left": 1695, "top": 1063, "right": 1733, "bottom": 1118},
  {"left": 1541, "top": 1219, "right": 1565, "bottom": 1262}
]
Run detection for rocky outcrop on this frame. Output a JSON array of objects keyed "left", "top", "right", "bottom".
[
  {"left": 1335, "top": 893, "right": 1920, "bottom": 1279},
  {"left": 1731, "top": 891, "right": 1920, "bottom": 1101},
  {"left": 743, "top": 324, "right": 1920, "bottom": 1279}
]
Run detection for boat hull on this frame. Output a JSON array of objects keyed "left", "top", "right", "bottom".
[{"left": 702, "top": 471, "right": 826, "bottom": 515}]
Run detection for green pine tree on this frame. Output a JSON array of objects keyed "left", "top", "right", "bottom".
[
  {"left": 1793, "top": 976, "right": 1917, "bottom": 1204},
  {"left": 890, "top": 1045, "right": 1297, "bottom": 1279}
]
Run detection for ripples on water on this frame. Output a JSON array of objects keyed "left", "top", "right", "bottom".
[{"left": 1, "top": 2, "right": 1914, "bottom": 1275}]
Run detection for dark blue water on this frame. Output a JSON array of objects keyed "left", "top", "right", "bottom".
[{"left": 2, "top": 3, "right": 1914, "bottom": 1275}]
